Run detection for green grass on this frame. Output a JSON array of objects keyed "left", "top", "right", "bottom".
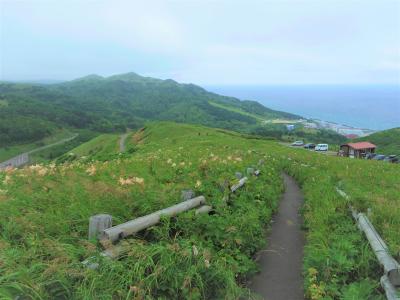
[
  {"left": 0, "top": 129, "right": 75, "bottom": 162},
  {"left": 61, "top": 133, "right": 122, "bottom": 161},
  {"left": 208, "top": 101, "right": 266, "bottom": 122},
  {"left": 0, "top": 122, "right": 398, "bottom": 299},
  {"left": 278, "top": 147, "right": 399, "bottom": 299},
  {"left": 0, "top": 100, "right": 8, "bottom": 107},
  {"left": 0, "top": 122, "right": 283, "bottom": 299},
  {"left": 29, "top": 130, "right": 98, "bottom": 164}
]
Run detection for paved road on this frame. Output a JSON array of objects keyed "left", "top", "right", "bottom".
[
  {"left": 0, "top": 134, "right": 78, "bottom": 170},
  {"left": 249, "top": 174, "right": 305, "bottom": 300}
]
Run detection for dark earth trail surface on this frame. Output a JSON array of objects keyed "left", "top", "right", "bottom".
[{"left": 249, "top": 173, "right": 305, "bottom": 300}]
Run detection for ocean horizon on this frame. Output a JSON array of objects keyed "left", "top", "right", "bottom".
[{"left": 205, "top": 84, "right": 400, "bottom": 131}]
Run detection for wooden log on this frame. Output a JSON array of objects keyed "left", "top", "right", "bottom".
[
  {"left": 231, "top": 177, "right": 248, "bottom": 192},
  {"left": 381, "top": 275, "right": 400, "bottom": 300},
  {"left": 88, "top": 214, "right": 113, "bottom": 240},
  {"left": 101, "top": 196, "right": 206, "bottom": 243},
  {"left": 335, "top": 187, "right": 350, "bottom": 200},
  {"left": 345, "top": 190, "right": 400, "bottom": 291},
  {"left": 195, "top": 205, "right": 213, "bottom": 215},
  {"left": 356, "top": 213, "right": 400, "bottom": 287}
]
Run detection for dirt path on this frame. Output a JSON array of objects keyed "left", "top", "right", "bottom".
[
  {"left": 119, "top": 132, "right": 130, "bottom": 152},
  {"left": 248, "top": 173, "right": 305, "bottom": 300}
]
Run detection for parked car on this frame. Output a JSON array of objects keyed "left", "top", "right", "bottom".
[
  {"left": 365, "top": 153, "right": 377, "bottom": 160},
  {"left": 383, "top": 155, "right": 399, "bottom": 163},
  {"left": 291, "top": 141, "right": 304, "bottom": 146},
  {"left": 315, "top": 144, "right": 329, "bottom": 151},
  {"left": 304, "top": 143, "right": 316, "bottom": 149},
  {"left": 373, "top": 154, "right": 386, "bottom": 161}
]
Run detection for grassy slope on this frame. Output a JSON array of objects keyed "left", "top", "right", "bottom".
[
  {"left": 208, "top": 101, "right": 266, "bottom": 122},
  {"left": 355, "top": 127, "right": 400, "bottom": 156},
  {"left": 0, "top": 122, "right": 399, "bottom": 299},
  {"left": 0, "top": 122, "right": 283, "bottom": 299},
  {"left": 69, "top": 134, "right": 121, "bottom": 158}
]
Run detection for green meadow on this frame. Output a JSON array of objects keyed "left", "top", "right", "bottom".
[{"left": 0, "top": 122, "right": 398, "bottom": 299}]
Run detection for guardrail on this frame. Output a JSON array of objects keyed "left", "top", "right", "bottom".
[
  {"left": 83, "top": 166, "right": 261, "bottom": 267},
  {"left": 336, "top": 188, "right": 400, "bottom": 300}
]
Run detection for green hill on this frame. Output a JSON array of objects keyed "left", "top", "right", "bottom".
[
  {"left": 0, "top": 72, "right": 300, "bottom": 148},
  {"left": 0, "top": 122, "right": 398, "bottom": 299},
  {"left": 354, "top": 127, "right": 400, "bottom": 155}
]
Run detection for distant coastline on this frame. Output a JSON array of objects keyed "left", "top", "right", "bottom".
[
  {"left": 305, "top": 119, "right": 375, "bottom": 137},
  {"left": 205, "top": 84, "right": 400, "bottom": 131}
]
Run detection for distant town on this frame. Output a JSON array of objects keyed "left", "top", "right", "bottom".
[
  {"left": 303, "top": 119, "right": 375, "bottom": 138},
  {"left": 264, "top": 118, "right": 376, "bottom": 138}
]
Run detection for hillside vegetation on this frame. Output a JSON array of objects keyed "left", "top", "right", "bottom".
[
  {"left": 355, "top": 127, "right": 400, "bottom": 155},
  {"left": 0, "top": 122, "right": 399, "bottom": 299},
  {"left": 0, "top": 73, "right": 300, "bottom": 148}
]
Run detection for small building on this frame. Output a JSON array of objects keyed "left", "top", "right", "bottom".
[{"left": 339, "top": 142, "right": 376, "bottom": 158}]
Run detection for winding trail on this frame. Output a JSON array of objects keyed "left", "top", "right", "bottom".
[
  {"left": 249, "top": 173, "right": 305, "bottom": 300},
  {"left": 119, "top": 132, "right": 130, "bottom": 152}
]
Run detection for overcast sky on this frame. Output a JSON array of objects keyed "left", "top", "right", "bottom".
[{"left": 1, "top": 0, "right": 399, "bottom": 85}]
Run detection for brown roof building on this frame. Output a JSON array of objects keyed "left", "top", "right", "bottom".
[{"left": 339, "top": 142, "right": 376, "bottom": 158}]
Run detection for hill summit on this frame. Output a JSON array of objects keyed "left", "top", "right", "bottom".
[{"left": 0, "top": 72, "right": 300, "bottom": 147}]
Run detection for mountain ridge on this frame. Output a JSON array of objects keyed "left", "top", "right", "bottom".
[{"left": 0, "top": 72, "right": 301, "bottom": 148}]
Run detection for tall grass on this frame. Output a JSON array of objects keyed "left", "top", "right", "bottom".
[
  {"left": 0, "top": 122, "right": 282, "bottom": 299},
  {"left": 1, "top": 122, "right": 398, "bottom": 299}
]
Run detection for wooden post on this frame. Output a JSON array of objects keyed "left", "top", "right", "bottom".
[
  {"left": 101, "top": 196, "right": 206, "bottom": 243},
  {"left": 89, "top": 214, "right": 113, "bottom": 240},
  {"left": 231, "top": 177, "right": 248, "bottom": 192}
]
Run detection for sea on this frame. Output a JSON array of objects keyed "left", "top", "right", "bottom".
[{"left": 205, "top": 85, "right": 400, "bottom": 131}]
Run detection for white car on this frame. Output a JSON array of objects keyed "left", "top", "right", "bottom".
[
  {"left": 291, "top": 141, "right": 304, "bottom": 146},
  {"left": 315, "top": 144, "right": 329, "bottom": 151}
]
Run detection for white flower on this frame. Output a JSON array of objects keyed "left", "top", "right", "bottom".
[
  {"left": 119, "top": 177, "right": 144, "bottom": 186},
  {"left": 86, "top": 165, "right": 97, "bottom": 176},
  {"left": 204, "top": 259, "right": 210, "bottom": 268}
]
